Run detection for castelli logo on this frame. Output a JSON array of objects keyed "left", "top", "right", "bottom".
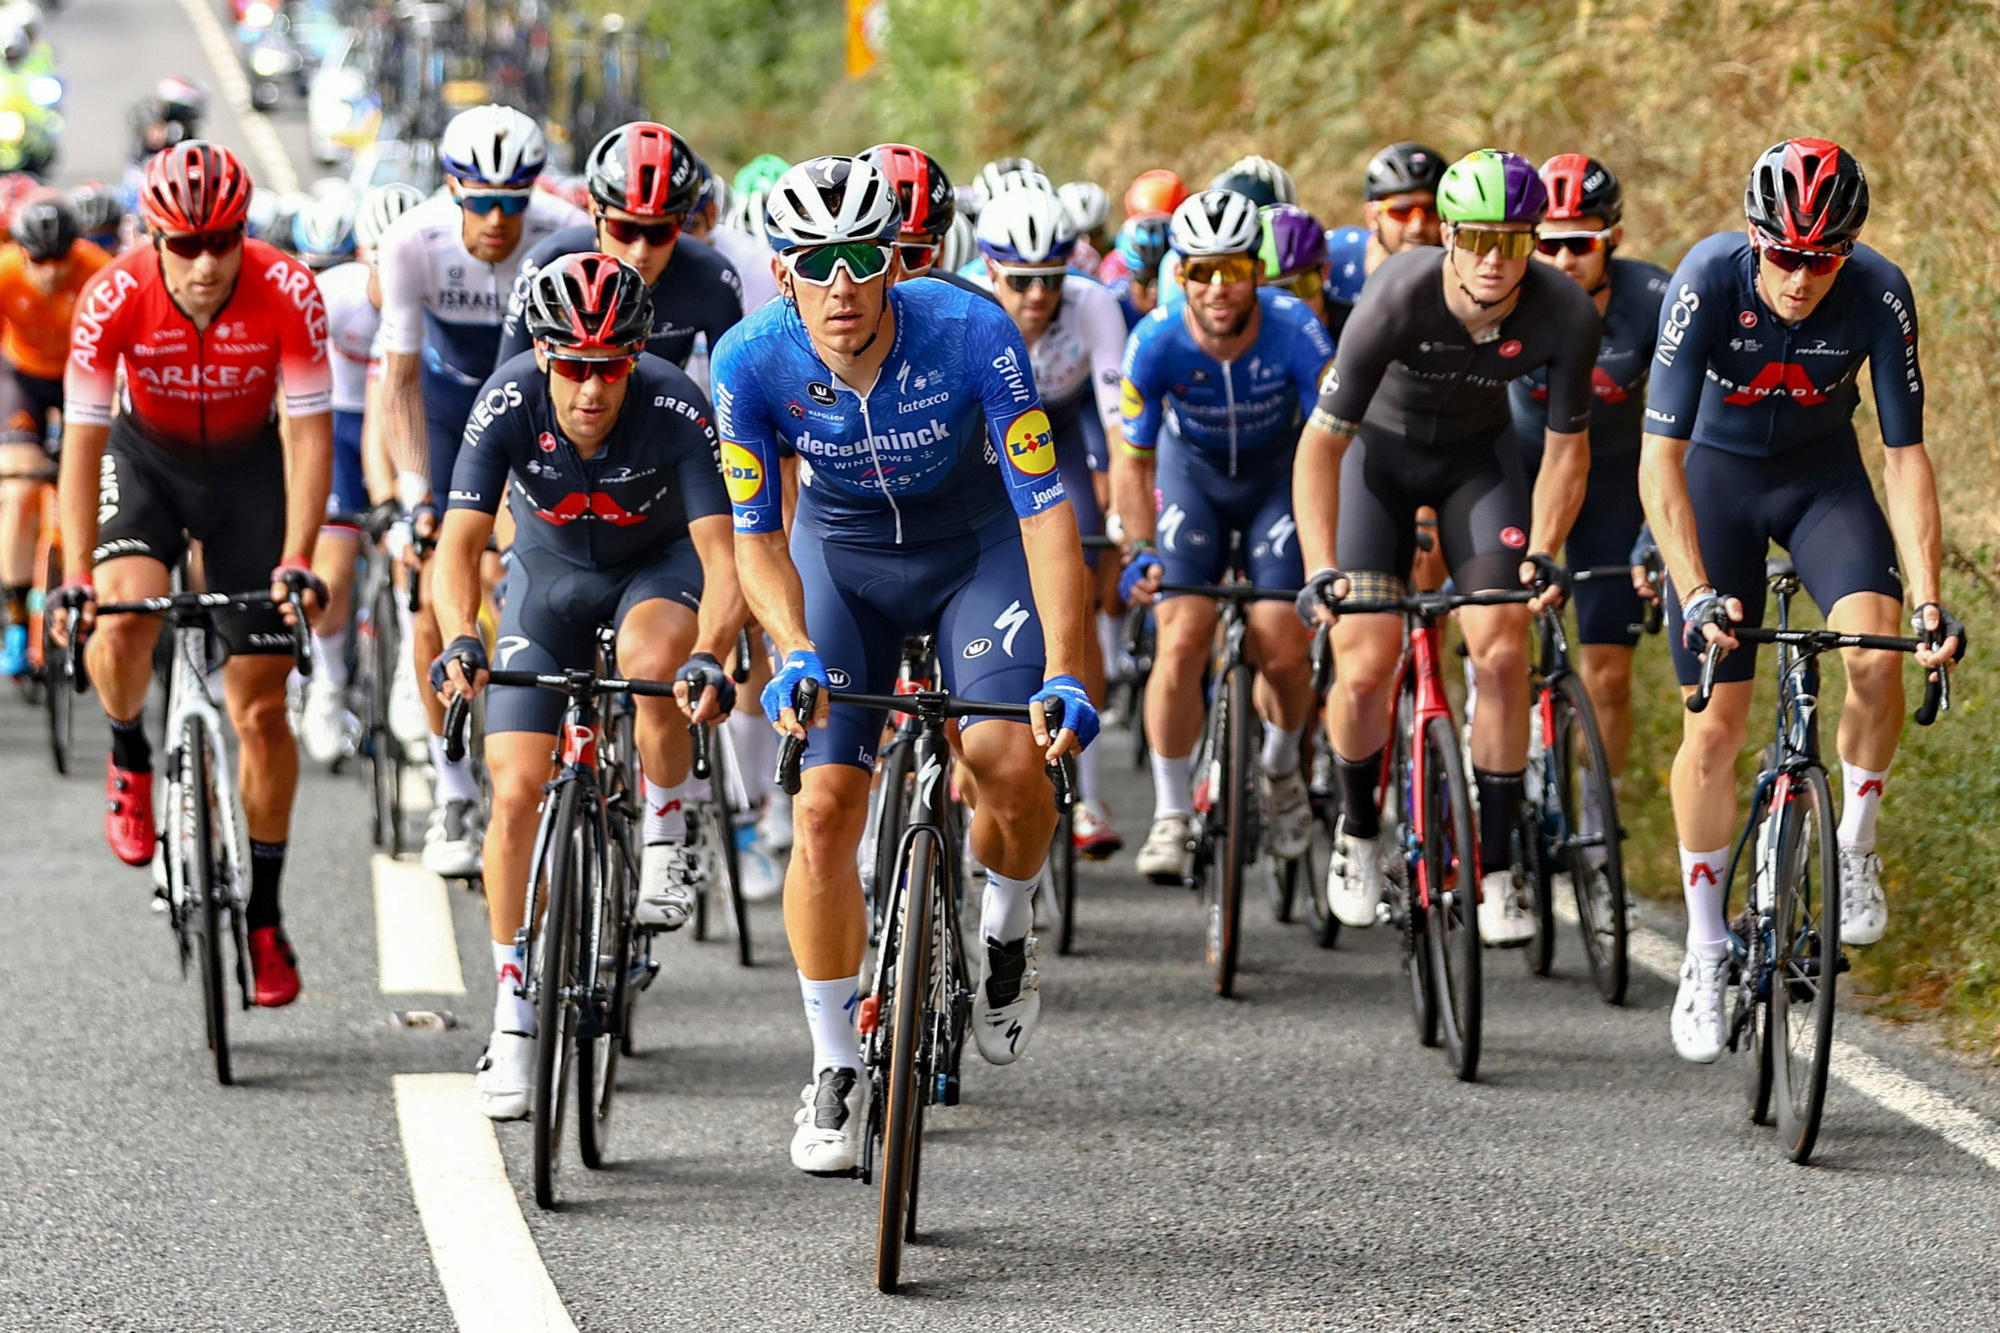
[
  {"left": 1739, "top": 310, "right": 1758, "bottom": 328},
  {"left": 1500, "top": 526, "right": 1527, "bottom": 549},
  {"left": 1498, "top": 339, "right": 1523, "bottom": 358},
  {"left": 537, "top": 432, "right": 557, "bottom": 453}
]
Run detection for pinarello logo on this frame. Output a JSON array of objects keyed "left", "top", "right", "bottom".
[
  {"left": 537, "top": 432, "right": 557, "bottom": 453},
  {"left": 1739, "top": 311, "right": 1758, "bottom": 328},
  {"left": 1500, "top": 526, "right": 1527, "bottom": 549},
  {"left": 1498, "top": 339, "right": 1523, "bottom": 358}
]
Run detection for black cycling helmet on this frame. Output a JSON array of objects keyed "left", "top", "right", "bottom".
[
  {"left": 584, "top": 122, "right": 702, "bottom": 219},
  {"left": 12, "top": 194, "right": 78, "bottom": 261},
  {"left": 1209, "top": 155, "right": 1296, "bottom": 209},
  {"left": 1744, "top": 137, "right": 1868, "bottom": 248},
  {"left": 1364, "top": 142, "right": 1446, "bottom": 201},
  {"left": 68, "top": 182, "right": 125, "bottom": 239},
  {"left": 522, "top": 252, "right": 654, "bottom": 352}
]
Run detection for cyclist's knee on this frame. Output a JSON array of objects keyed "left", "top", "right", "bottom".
[
  {"left": 793, "top": 777, "right": 867, "bottom": 861},
  {"left": 1469, "top": 634, "right": 1527, "bottom": 689},
  {"left": 1678, "top": 700, "right": 1748, "bottom": 775},
  {"left": 1577, "top": 650, "right": 1633, "bottom": 710},
  {"left": 228, "top": 680, "right": 291, "bottom": 746},
  {"left": 486, "top": 752, "right": 545, "bottom": 822},
  {"left": 1841, "top": 646, "right": 1904, "bottom": 705},
  {"left": 961, "top": 722, "right": 1046, "bottom": 802}
]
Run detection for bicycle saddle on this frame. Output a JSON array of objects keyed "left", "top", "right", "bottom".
[{"left": 1765, "top": 555, "right": 1797, "bottom": 583}]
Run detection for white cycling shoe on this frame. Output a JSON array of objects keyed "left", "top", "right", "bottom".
[
  {"left": 388, "top": 656, "right": 429, "bottom": 749},
  {"left": 972, "top": 934, "right": 1041, "bottom": 1065},
  {"left": 1135, "top": 815, "right": 1191, "bottom": 885},
  {"left": 474, "top": 1030, "right": 535, "bottom": 1121},
  {"left": 736, "top": 826, "right": 784, "bottom": 903},
  {"left": 790, "top": 1066, "right": 866, "bottom": 1175},
  {"left": 1328, "top": 826, "right": 1385, "bottom": 928},
  {"left": 637, "top": 842, "right": 698, "bottom": 929},
  {"left": 299, "top": 677, "right": 361, "bottom": 766},
  {"left": 1839, "top": 847, "right": 1887, "bottom": 946},
  {"left": 422, "top": 799, "right": 484, "bottom": 878},
  {"left": 1671, "top": 950, "right": 1730, "bottom": 1064},
  {"left": 1260, "top": 769, "right": 1312, "bottom": 860},
  {"left": 1477, "top": 868, "right": 1535, "bottom": 945}
]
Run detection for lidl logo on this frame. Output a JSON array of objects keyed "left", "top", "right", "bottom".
[
  {"left": 1119, "top": 377, "right": 1144, "bottom": 421},
  {"left": 722, "top": 442, "right": 765, "bottom": 504},
  {"left": 1004, "top": 409, "right": 1057, "bottom": 477}
]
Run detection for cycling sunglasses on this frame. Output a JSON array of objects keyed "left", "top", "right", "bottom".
[
  {"left": 1180, "top": 254, "right": 1259, "bottom": 286},
  {"left": 600, "top": 214, "right": 683, "bottom": 246},
  {"left": 897, "top": 239, "right": 939, "bottom": 271},
  {"left": 1451, "top": 226, "right": 1539, "bottom": 260},
  {"left": 1380, "top": 200, "right": 1436, "bottom": 224},
  {"left": 545, "top": 353, "right": 640, "bottom": 383},
  {"left": 1537, "top": 229, "right": 1615, "bottom": 257},
  {"left": 458, "top": 190, "right": 535, "bottom": 217},
  {"left": 1272, "top": 267, "right": 1324, "bottom": 302},
  {"left": 1757, "top": 237, "right": 1851, "bottom": 276},
  {"left": 784, "top": 242, "right": 894, "bottom": 286},
  {"left": 988, "top": 261, "right": 1066, "bottom": 293},
  {"left": 157, "top": 224, "right": 244, "bottom": 259}
]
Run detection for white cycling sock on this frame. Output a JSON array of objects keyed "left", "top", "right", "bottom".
[
  {"left": 643, "top": 778, "right": 686, "bottom": 845},
  {"left": 981, "top": 868, "right": 1038, "bottom": 944},
  {"left": 1097, "top": 611, "right": 1122, "bottom": 676},
  {"left": 492, "top": 940, "right": 535, "bottom": 1036},
  {"left": 1150, "top": 752, "right": 1192, "bottom": 820},
  {"left": 726, "top": 709, "right": 776, "bottom": 812},
  {"left": 1838, "top": 762, "right": 1888, "bottom": 853},
  {"left": 312, "top": 627, "right": 350, "bottom": 689},
  {"left": 1074, "top": 736, "right": 1099, "bottom": 801},
  {"left": 1678, "top": 845, "right": 1731, "bottom": 961},
  {"left": 798, "top": 971, "right": 861, "bottom": 1074},
  {"left": 429, "top": 735, "right": 481, "bottom": 805},
  {"left": 1260, "top": 724, "right": 1302, "bottom": 776}
]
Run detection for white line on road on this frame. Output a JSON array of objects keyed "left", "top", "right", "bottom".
[
  {"left": 1559, "top": 889, "right": 2000, "bottom": 1170},
  {"left": 374, "top": 855, "right": 466, "bottom": 995},
  {"left": 170, "top": 0, "right": 302, "bottom": 194},
  {"left": 394, "top": 1074, "right": 579, "bottom": 1333}
]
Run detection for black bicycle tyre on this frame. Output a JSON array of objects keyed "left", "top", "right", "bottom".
[
  {"left": 1519, "top": 805, "right": 1556, "bottom": 978},
  {"left": 1738, "top": 786, "right": 1777, "bottom": 1126},
  {"left": 531, "top": 781, "right": 583, "bottom": 1209},
  {"left": 1202, "top": 664, "right": 1252, "bottom": 998},
  {"left": 1386, "top": 688, "right": 1436, "bottom": 1044},
  {"left": 713, "top": 734, "right": 752, "bottom": 967},
  {"left": 1054, "top": 802, "right": 1078, "bottom": 956},
  {"left": 185, "top": 718, "right": 232, "bottom": 1086},
  {"left": 876, "top": 826, "right": 938, "bottom": 1293},
  {"left": 41, "top": 544, "right": 72, "bottom": 775},
  {"left": 366, "top": 575, "right": 400, "bottom": 851},
  {"left": 1422, "top": 715, "right": 1482, "bottom": 1082},
  {"left": 577, "top": 804, "right": 628, "bottom": 1170},
  {"left": 1772, "top": 763, "right": 1839, "bottom": 1164},
  {"left": 1552, "top": 674, "right": 1628, "bottom": 1005}
]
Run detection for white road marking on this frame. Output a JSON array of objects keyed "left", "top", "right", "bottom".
[
  {"left": 394, "top": 1074, "right": 579, "bottom": 1333},
  {"left": 374, "top": 854, "right": 466, "bottom": 995},
  {"left": 169, "top": 0, "right": 302, "bottom": 194},
  {"left": 1558, "top": 887, "right": 2000, "bottom": 1170}
]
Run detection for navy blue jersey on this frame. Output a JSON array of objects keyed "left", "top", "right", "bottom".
[
  {"left": 1510, "top": 256, "right": 1671, "bottom": 456},
  {"left": 710, "top": 277, "right": 1064, "bottom": 546},
  {"left": 446, "top": 351, "right": 729, "bottom": 567},
  {"left": 1643, "top": 232, "right": 1923, "bottom": 455},
  {"left": 495, "top": 226, "right": 745, "bottom": 371}
]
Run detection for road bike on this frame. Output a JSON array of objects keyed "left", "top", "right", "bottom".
[
  {"left": 351, "top": 503, "right": 418, "bottom": 855},
  {"left": 1688, "top": 556, "right": 1949, "bottom": 1163}
]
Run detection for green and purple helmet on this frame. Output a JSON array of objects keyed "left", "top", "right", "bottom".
[{"left": 1436, "top": 149, "right": 1547, "bottom": 225}]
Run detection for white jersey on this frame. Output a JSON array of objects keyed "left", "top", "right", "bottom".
[
  {"left": 316, "top": 260, "right": 379, "bottom": 415},
  {"left": 969, "top": 271, "right": 1125, "bottom": 440},
  {"left": 709, "top": 223, "right": 781, "bottom": 312},
  {"left": 374, "top": 190, "right": 588, "bottom": 383}
]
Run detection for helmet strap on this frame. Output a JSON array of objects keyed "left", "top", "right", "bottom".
[{"left": 1448, "top": 244, "right": 1526, "bottom": 311}]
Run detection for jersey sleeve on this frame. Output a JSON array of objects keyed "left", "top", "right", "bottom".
[
  {"left": 1283, "top": 299, "right": 1338, "bottom": 416},
  {"left": 668, "top": 381, "right": 731, "bottom": 523},
  {"left": 373, "top": 219, "right": 429, "bottom": 357},
  {"left": 708, "top": 326, "right": 783, "bottom": 535},
  {"left": 62, "top": 261, "right": 134, "bottom": 427},
  {"left": 1642, "top": 249, "right": 1725, "bottom": 440},
  {"left": 1118, "top": 316, "right": 1167, "bottom": 455},
  {"left": 1315, "top": 267, "right": 1405, "bottom": 426},
  {"left": 969, "top": 299, "right": 1066, "bottom": 517},
  {"left": 1539, "top": 285, "right": 1601, "bottom": 435},
  {"left": 1078, "top": 282, "right": 1129, "bottom": 457},
  {"left": 270, "top": 256, "right": 333, "bottom": 417},
  {"left": 494, "top": 258, "right": 539, "bottom": 368},
  {"left": 444, "top": 369, "right": 519, "bottom": 515},
  {"left": 1868, "top": 263, "right": 1924, "bottom": 448}
]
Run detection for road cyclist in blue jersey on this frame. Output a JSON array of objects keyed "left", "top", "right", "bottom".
[
  {"left": 1114, "top": 188, "right": 1336, "bottom": 884},
  {"left": 709, "top": 156, "right": 1098, "bottom": 1175},
  {"left": 1639, "top": 139, "right": 1964, "bottom": 1063}
]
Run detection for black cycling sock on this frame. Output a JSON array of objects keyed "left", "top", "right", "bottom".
[
  {"left": 1336, "top": 749, "right": 1386, "bottom": 841},
  {"left": 3, "top": 585, "right": 27, "bottom": 626},
  {"left": 109, "top": 716, "right": 151, "bottom": 774},
  {"left": 1475, "top": 768, "right": 1525, "bottom": 876},
  {"left": 247, "top": 840, "right": 287, "bottom": 931}
]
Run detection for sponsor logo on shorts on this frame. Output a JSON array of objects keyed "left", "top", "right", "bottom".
[
  {"left": 1500, "top": 526, "right": 1527, "bottom": 549},
  {"left": 722, "top": 442, "right": 765, "bottom": 504},
  {"left": 963, "top": 637, "right": 992, "bottom": 659},
  {"left": 826, "top": 668, "right": 852, "bottom": 688},
  {"left": 1003, "top": 409, "right": 1057, "bottom": 477}
]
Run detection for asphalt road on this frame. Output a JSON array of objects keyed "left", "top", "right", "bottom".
[{"left": 6, "top": 5, "right": 2000, "bottom": 1331}]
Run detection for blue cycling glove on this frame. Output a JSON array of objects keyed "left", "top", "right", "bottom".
[
  {"left": 1031, "top": 674, "right": 1099, "bottom": 751},
  {"left": 760, "top": 649, "right": 830, "bottom": 725},
  {"left": 1118, "top": 550, "right": 1163, "bottom": 603}
]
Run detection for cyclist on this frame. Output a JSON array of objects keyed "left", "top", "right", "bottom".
[
  {"left": 1507, "top": 155, "right": 1668, "bottom": 808},
  {"left": 710, "top": 156, "right": 1097, "bottom": 1174},
  {"left": 430, "top": 254, "right": 745, "bottom": 1120},
  {"left": 0, "top": 194, "right": 107, "bottom": 678},
  {"left": 1115, "top": 189, "right": 1333, "bottom": 882},
  {"left": 1260, "top": 204, "right": 1332, "bottom": 332},
  {"left": 1640, "top": 139, "right": 1961, "bottom": 1062},
  {"left": 733, "top": 153, "right": 790, "bottom": 198},
  {"left": 974, "top": 183, "right": 1128, "bottom": 857},
  {"left": 1210, "top": 154, "right": 1297, "bottom": 208},
  {"left": 374, "top": 104, "right": 585, "bottom": 878},
  {"left": 687, "top": 155, "right": 781, "bottom": 312},
  {"left": 1124, "top": 168, "right": 1189, "bottom": 220},
  {"left": 1103, "top": 212, "right": 1170, "bottom": 326},
  {"left": 861, "top": 141, "right": 991, "bottom": 303},
  {"left": 1057, "top": 179, "right": 1112, "bottom": 273},
  {"left": 68, "top": 181, "right": 127, "bottom": 254},
  {"left": 495, "top": 123, "right": 743, "bottom": 380},
  {"left": 1294, "top": 149, "right": 1599, "bottom": 943},
  {"left": 58, "top": 141, "right": 332, "bottom": 1007},
  {"left": 1323, "top": 142, "right": 1448, "bottom": 336}
]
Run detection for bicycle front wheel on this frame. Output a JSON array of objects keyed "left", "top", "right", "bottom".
[
  {"left": 181, "top": 718, "right": 232, "bottom": 1086},
  {"left": 876, "top": 825, "right": 940, "bottom": 1293},
  {"left": 577, "top": 807, "right": 630, "bottom": 1170},
  {"left": 1052, "top": 801, "right": 1078, "bottom": 956},
  {"left": 712, "top": 733, "right": 753, "bottom": 967},
  {"left": 531, "top": 781, "right": 585, "bottom": 1208},
  {"left": 1422, "top": 715, "right": 1481, "bottom": 1082},
  {"left": 1772, "top": 763, "right": 1839, "bottom": 1164},
  {"left": 1201, "top": 663, "right": 1255, "bottom": 998},
  {"left": 41, "top": 544, "right": 73, "bottom": 775},
  {"left": 1552, "top": 674, "right": 1628, "bottom": 1004}
]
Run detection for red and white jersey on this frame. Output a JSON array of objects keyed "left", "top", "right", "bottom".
[
  {"left": 65, "top": 239, "right": 332, "bottom": 454},
  {"left": 316, "top": 259, "right": 379, "bottom": 415}
]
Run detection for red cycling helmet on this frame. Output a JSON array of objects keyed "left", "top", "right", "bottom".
[
  {"left": 862, "top": 143, "right": 955, "bottom": 240},
  {"left": 1124, "top": 169, "right": 1188, "bottom": 219},
  {"left": 140, "top": 141, "right": 253, "bottom": 234},
  {"left": 1540, "top": 153, "right": 1623, "bottom": 226},
  {"left": 1744, "top": 138, "right": 1868, "bottom": 247},
  {"left": 585, "top": 122, "right": 701, "bottom": 219},
  {"left": 522, "top": 253, "right": 654, "bottom": 352}
]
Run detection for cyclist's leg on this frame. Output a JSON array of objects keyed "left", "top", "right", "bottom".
[
  {"left": 1144, "top": 442, "right": 1224, "bottom": 826},
  {"left": 612, "top": 548, "right": 708, "bottom": 925},
  {"left": 86, "top": 435, "right": 179, "bottom": 729},
  {"left": 1330, "top": 426, "right": 1420, "bottom": 832},
  {"left": 1242, "top": 482, "right": 1312, "bottom": 735},
  {"left": 412, "top": 371, "right": 481, "bottom": 805},
  {"left": 310, "top": 409, "right": 368, "bottom": 656},
  {"left": 1565, "top": 445, "right": 1647, "bottom": 776}
]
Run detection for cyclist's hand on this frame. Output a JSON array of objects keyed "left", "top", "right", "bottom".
[
  {"left": 1294, "top": 567, "right": 1349, "bottom": 627},
  {"left": 270, "top": 557, "right": 327, "bottom": 626},
  {"left": 52, "top": 577, "right": 94, "bottom": 644},
  {"left": 1030, "top": 674, "right": 1098, "bottom": 760},
  {"left": 1117, "top": 548, "right": 1163, "bottom": 607},
  {"left": 1629, "top": 528, "right": 1662, "bottom": 603},
  {"left": 383, "top": 517, "right": 414, "bottom": 565},
  {"left": 1520, "top": 552, "right": 1571, "bottom": 614},
  {"left": 1911, "top": 601, "right": 1967, "bottom": 673},
  {"left": 403, "top": 502, "right": 438, "bottom": 572},
  {"left": 1680, "top": 588, "right": 1742, "bottom": 655},
  {"left": 429, "top": 633, "right": 489, "bottom": 702},
  {"left": 673, "top": 652, "right": 735, "bottom": 724},
  {"left": 760, "top": 649, "right": 830, "bottom": 739}
]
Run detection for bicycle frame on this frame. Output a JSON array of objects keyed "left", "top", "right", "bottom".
[
  {"left": 1388, "top": 617, "right": 1466, "bottom": 908},
  {"left": 160, "top": 607, "right": 251, "bottom": 992}
]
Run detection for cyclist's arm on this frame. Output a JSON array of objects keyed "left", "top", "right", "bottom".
[
  {"left": 735, "top": 531, "right": 811, "bottom": 656},
  {"left": 1110, "top": 325, "right": 1163, "bottom": 546},
  {"left": 708, "top": 333, "right": 806, "bottom": 652},
  {"left": 56, "top": 420, "right": 110, "bottom": 585},
  {"left": 1868, "top": 266, "right": 1935, "bottom": 606},
  {"left": 278, "top": 411, "right": 334, "bottom": 567},
  {"left": 380, "top": 350, "right": 428, "bottom": 497},
  {"left": 1020, "top": 501, "right": 1090, "bottom": 680},
  {"left": 59, "top": 264, "right": 125, "bottom": 584},
  {"left": 361, "top": 365, "right": 395, "bottom": 503},
  {"left": 1637, "top": 258, "right": 1723, "bottom": 600},
  {"left": 492, "top": 258, "right": 539, "bottom": 370},
  {"left": 1526, "top": 309, "right": 1596, "bottom": 561},
  {"left": 432, "top": 506, "right": 492, "bottom": 648},
  {"left": 688, "top": 513, "right": 745, "bottom": 662},
  {"left": 1080, "top": 284, "right": 1129, "bottom": 448},
  {"left": 1881, "top": 444, "right": 1943, "bottom": 609},
  {"left": 1637, "top": 431, "right": 1710, "bottom": 599},
  {"left": 1295, "top": 274, "right": 1400, "bottom": 575}
]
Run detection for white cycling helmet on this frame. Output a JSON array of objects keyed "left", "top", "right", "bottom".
[
  {"left": 938, "top": 211, "right": 977, "bottom": 274},
  {"left": 764, "top": 156, "right": 901, "bottom": 252},
  {"left": 440, "top": 104, "right": 547, "bottom": 188},
  {"left": 973, "top": 156, "right": 1051, "bottom": 209},
  {"left": 976, "top": 185, "right": 1077, "bottom": 266},
  {"left": 291, "top": 193, "right": 356, "bottom": 267},
  {"left": 1214, "top": 154, "right": 1298, "bottom": 207},
  {"left": 724, "top": 188, "right": 772, "bottom": 249},
  {"left": 355, "top": 181, "right": 424, "bottom": 250},
  {"left": 1058, "top": 181, "right": 1111, "bottom": 235},
  {"left": 1169, "top": 189, "right": 1262, "bottom": 258}
]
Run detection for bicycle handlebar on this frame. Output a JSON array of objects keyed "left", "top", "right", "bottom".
[
  {"left": 442, "top": 668, "right": 678, "bottom": 763},
  {"left": 95, "top": 587, "right": 313, "bottom": 677},
  {"left": 1154, "top": 582, "right": 1300, "bottom": 603},
  {"left": 1685, "top": 626, "right": 1950, "bottom": 724},
  {"left": 1317, "top": 587, "right": 1537, "bottom": 619}
]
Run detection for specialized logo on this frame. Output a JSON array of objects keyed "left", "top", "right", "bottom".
[
  {"left": 1003, "top": 409, "right": 1057, "bottom": 476},
  {"left": 993, "top": 601, "right": 1031, "bottom": 657},
  {"left": 917, "top": 752, "right": 944, "bottom": 810},
  {"left": 808, "top": 382, "right": 837, "bottom": 405},
  {"left": 1266, "top": 513, "right": 1297, "bottom": 558},
  {"left": 721, "top": 442, "right": 765, "bottom": 503},
  {"left": 1498, "top": 339, "right": 1523, "bottom": 359},
  {"left": 1120, "top": 377, "right": 1144, "bottom": 421}
]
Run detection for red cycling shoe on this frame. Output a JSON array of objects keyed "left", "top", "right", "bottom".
[
  {"left": 249, "top": 927, "right": 302, "bottom": 1007},
  {"left": 105, "top": 760, "right": 157, "bottom": 867}
]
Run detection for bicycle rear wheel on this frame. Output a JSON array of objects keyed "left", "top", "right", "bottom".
[
  {"left": 182, "top": 719, "right": 232, "bottom": 1086},
  {"left": 876, "top": 826, "right": 940, "bottom": 1293},
  {"left": 531, "top": 782, "right": 585, "bottom": 1208},
  {"left": 1422, "top": 715, "right": 1481, "bottom": 1081},
  {"left": 1544, "top": 675, "right": 1624, "bottom": 1001},
  {"left": 1202, "top": 663, "right": 1254, "bottom": 998},
  {"left": 1771, "top": 764, "right": 1839, "bottom": 1164}
]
